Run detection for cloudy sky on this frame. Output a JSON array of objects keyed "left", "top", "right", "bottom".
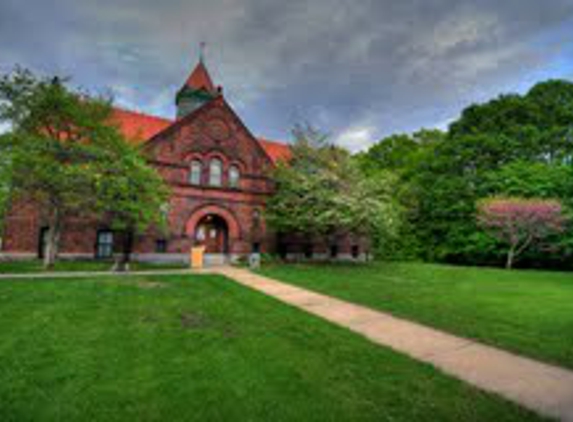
[{"left": 2, "top": 0, "right": 573, "bottom": 151}]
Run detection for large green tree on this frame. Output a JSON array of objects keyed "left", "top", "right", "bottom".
[
  {"left": 266, "top": 125, "right": 400, "bottom": 256},
  {"left": 0, "top": 68, "right": 168, "bottom": 269},
  {"left": 360, "top": 79, "right": 573, "bottom": 268},
  {"left": 357, "top": 129, "right": 445, "bottom": 259},
  {"left": 94, "top": 142, "right": 169, "bottom": 270},
  {"left": 429, "top": 81, "right": 573, "bottom": 265}
]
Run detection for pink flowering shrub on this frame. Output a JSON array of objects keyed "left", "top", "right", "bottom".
[{"left": 477, "top": 197, "right": 566, "bottom": 269}]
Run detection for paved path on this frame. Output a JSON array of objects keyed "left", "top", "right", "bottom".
[{"left": 215, "top": 266, "right": 573, "bottom": 421}]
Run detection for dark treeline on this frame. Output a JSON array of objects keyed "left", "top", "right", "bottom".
[{"left": 357, "top": 80, "right": 573, "bottom": 269}]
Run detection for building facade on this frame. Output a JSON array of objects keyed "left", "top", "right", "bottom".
[{"left": 1, "top": 60, "right": 368, "bottom": 264}]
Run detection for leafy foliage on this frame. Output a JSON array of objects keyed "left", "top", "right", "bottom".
[
  {"left": 0, "top": 67, "right": 167, "bottom": 267},
  {"left": 94, "top": 144, "right": 169, "bottom": 234},
  {"left": 359, "top": 79, "right": 573, "bottom": 268},
  {"left": 266, "top": 125, "right": 400, "bottom": 253},
  {"left": 477, "top": 198, "right": 567, "bottom": 269},
  {"left": 0, "top": 133, "right": 11, "bottom": 233}
]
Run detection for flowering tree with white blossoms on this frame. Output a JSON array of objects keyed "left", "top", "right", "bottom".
[{"left": 266, "top": 125, "right": 401, "bottom": 256}]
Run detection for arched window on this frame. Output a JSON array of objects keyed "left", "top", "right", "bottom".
[
  {"left": 189, "top": 160, "right": 202, "bottom": 185},
  {"left": 229, "top": 165, "right": 240, "bottom": 188},
  {"left": 209, "top": 158, "right": 223, "bottom": 186}
]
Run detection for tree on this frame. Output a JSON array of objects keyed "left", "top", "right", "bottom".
[
  {"left": 356, "top": 129, "right": 445, "bottom": 259},
  {"left": 357, "top": 129, "right": 445, "bottom": 177},
  {"left": 482, "top": 161, "right": 572, "bottom": 200},
  {"left": 0, "top": 133, "right": 11, "bottom": 237},
  {"left": 266, "top": 125, "right": 400, "bottom": 255},
  {"left": 94, "top": 143, "right": 169, "bottom": 270},
  {"left": 449, "top": 81, "right": 573, "bottom": 163},
  {"left": 351, "top": 79, "right": 573, "bottom": 267},
  {"left": 356, "top": 134, "right": 418, "bottom": 175},
  {"left": 477, "top": 197, "right": 567, "bottom": 269},
  {"left": 405, "top": 80, "right": 573, "bottom": 265},
  {"left": 0, "top": 70, "right": 104, "bottom": 268},
  {"left": 0, "top": 67, "right": 167, "bottom": 269}
]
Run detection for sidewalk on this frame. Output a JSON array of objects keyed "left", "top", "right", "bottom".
[{"left": 215, "top": 266, "right": 573, "bottom": 422}]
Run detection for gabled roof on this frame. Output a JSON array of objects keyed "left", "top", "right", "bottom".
[
  {"left": 184, "top": 61, "right": 216, "bottom": 93},
  {"left": 110, "top": 108, "right": 172, "bottom": 145},
  {"left": 110, "top": 106, "right": 291, "bottom": 164},
  {"left": 257, "top": 138, "right": 293, "bottom": 164}
]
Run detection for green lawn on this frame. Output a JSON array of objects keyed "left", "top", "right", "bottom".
[
  {"left": 259, "top": 261, "right": 573, "bottom": 370},
  {"left": 0, "top": 274, "right": 540, "bottom": 421},
  {"left": 0, "top": 259, "right": 187, "bottom": 273}
]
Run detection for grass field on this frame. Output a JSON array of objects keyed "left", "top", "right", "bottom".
[
  {"left": 0, "top": 273, "right": 540, "bottom": 421},
  {"left": 259, "top": 261, "right": 573, "bottom": 370},
  {"left": 0, "top": 259, "right": 187, "bottom": 273}
]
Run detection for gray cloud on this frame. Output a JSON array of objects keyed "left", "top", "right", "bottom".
[{"left": 1, "top": 0, "right": 573, "bottom": 150}]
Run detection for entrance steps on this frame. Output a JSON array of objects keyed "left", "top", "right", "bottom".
[{"left": 203, "top": 254, "right": 229, "bottom": 267}]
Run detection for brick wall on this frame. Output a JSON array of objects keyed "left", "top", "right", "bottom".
[{"left": 1, "top": 96, "right": 367, "bottom": 262}]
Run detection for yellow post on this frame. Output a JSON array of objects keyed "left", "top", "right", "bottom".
[{"left": 190, "top": 246, "right": 205, "bottom": 269}]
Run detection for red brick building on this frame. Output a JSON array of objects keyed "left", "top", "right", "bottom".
[{"left": 1, "top": 60, "right": 368, "bottom": 264}]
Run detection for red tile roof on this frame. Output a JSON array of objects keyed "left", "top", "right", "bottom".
[
  {"left": 110, "top": 107, "right": 291, "bottom": 164},
  {"left": 110, "top": 108, "right": 172, "bottom": 145},
  {"left": 184, "top": 61, "right": 216, "bottom": 93},
  {"left": 257, "top": 138, "right": 292, "bottom": 164}
]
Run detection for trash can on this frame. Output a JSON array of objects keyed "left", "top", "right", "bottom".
[
  {"left": 249, "top": 252, "right": 261, "bottom": 269},
  {"left": 190, "top": 246, "right": 205, "bottom": 269}
]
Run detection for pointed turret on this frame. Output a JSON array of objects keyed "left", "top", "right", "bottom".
[
  {"left": 184, "top": 61, "right": 216, "bottom": 94},
  {"left": 176, "top": 56, "right": 219, "bottom": 119}
]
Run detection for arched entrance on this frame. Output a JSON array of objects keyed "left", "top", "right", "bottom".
[
  {"left": 194, "top": 214, "right": 229, "bottom": 254},
  {"left": 186, "top": 205, "right": 241, "bottom": 266}
]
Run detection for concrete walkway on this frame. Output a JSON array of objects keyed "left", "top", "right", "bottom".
[{"left": 215, "top": 266, "right": 573, "bottom": 421}]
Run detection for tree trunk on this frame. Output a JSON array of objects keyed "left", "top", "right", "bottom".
[
  {"left": 506, "top": 244, "right": 515, "bottom": 270},
  {"left": 116, "top": 228, "right": 134, "bottom": 272},
  {"left": 506, "top": 235, "right": 533, "bottom": 270},
  {"left": 43, "top": 208, "right": 61, "bottom": 270}
]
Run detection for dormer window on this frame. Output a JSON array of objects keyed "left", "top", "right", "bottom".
[
  {"left": 189, "top": 160, "right": 202, "bottom": 185},
  {"left": 229, "top": 165, "right": 240, "bottom": 188},
  {"left": 209, "top": 158, "right": 223, "bottom": 186}
]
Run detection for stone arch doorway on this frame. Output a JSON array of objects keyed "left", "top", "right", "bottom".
[
  {"left": 186, "top": 205, "right": 241, "bottom": 265},
  {"left": 194, "top": 214, "right": 229, "bottom": 254}
]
